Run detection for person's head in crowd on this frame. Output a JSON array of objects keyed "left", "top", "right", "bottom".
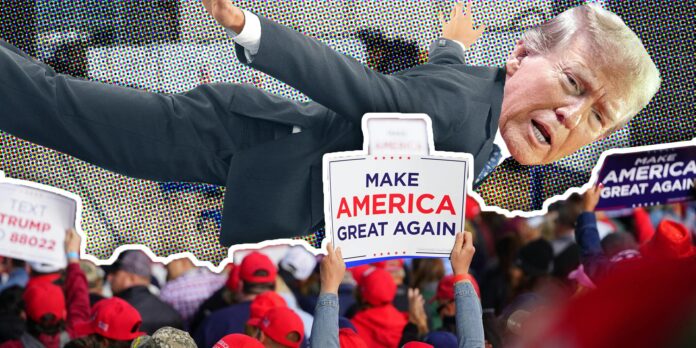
[
  {"left": 26, "top": 261, "right": 63, "bottom": 287},
  {"left": 108, "top": 250, "right": 152, "bottom": 295},
  {"left": 495, "top": 234, "right": 522, "bottom": 273},
  {"left": 338, "top": 328, "right": 368, "bottom": 348},
  {"left": 553, "top": 194, "right": 583, "bottom": 237},
  {"left": 512, "top": 238, "right": 554, "bottom": 294},
  {"left": 23, "top": 281, "right": 66, "bottom": 337},
  {"left": 358, "top": 268, "right": 397, "bottom": 307},
  {"left": 640, "top": 219, "right": 696, "bottom": 259},
  {"left": 80, "top": 260, "right": 105, "bottom": 295},
  {"left": 600, "top": 231, "right": 638, "bottom": 257},
  {"left": 229, "top": 252, "right": 277, "bottom": 303},
  {"left": 551, "top": 243, "right": 580, "bottom": 281},
  {"left": 423, "top": 331, "right": 457, "bottom": 348},
  {"left": 1, "top": 257, "right": 26, "bottom": 275},
  {"left": 247, "top": 307, "right": 304, "bottom": 348},
  {"left": 68, "top": 297, "right": 145, "bottom": 348},
  {"left": 431, "top": 274, "right": 480, "bottom": 330},
  {"left": 130, "top": 326, "right": 196, "bottom": 348},
  {"left": 373, "top": 259, "right": 406, "bottom": 285},
  {"left": 279, "top": 245, "right": 318, "bottom": 282},
  {"left": 213, "top": 333, "right": 264, "bottom": 348},
  {"left": 245, "top": 291, "right": 287, "bottom": 337},
  {"left": 165, "top": 258, "right": 195, "bottom": 282},
  {"left": 410, "top": 258, "right": 445, "bottom": 290}
]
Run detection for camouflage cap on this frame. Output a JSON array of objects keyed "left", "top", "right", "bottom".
[
  {"left": 130, "top": 327, "right": 196, "bottom": 348},
  {"left": 79, "top": 260, "right": 105, "bottom": 289}
]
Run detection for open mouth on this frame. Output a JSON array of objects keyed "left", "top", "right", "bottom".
[{"left": 531, "top": 120, "right": 551, "bottom": 145}]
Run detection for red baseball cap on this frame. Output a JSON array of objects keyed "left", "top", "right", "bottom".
[
  {"left": 251, "top": 307, "right": 304, "bottom": 348},
  {"left": 372, "top": 259, "right": 404, "bottom": 271},
  {"left": 360, "top": 268, "right": 396, "bottom": 306},
  {"left": 23, "top": 282, "right": 66, "bottom": 323},
  {"left": 247, "top": 291, "right": 287, "bottom": 326},
  {"left": 213, "top": 334, "right": 264, "bottom": 348},
  {"left": 432, "top": 274, "right": 481, "bottom": 304},
  {"left": 339, "top": 328, "right": 368, "bottom": 348},
  {"left": 74, "top": 298, "right": 145, "bottom": 341},
  {"left": 402, "top": 342, "right": 434, "bottom": 348},
  {"left": 465, "top": 195, "right": 480, "bottom": 219},
  {"left": 240, "top": 252, "right": 277, "bottom": 284},
  {"left": 348, "top": 265, "right": 373, "bottom": 286},
  {"left": 641, "top": 220, "right": 696, "bottom": 259}
]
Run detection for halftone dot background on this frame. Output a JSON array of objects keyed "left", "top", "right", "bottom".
[{"left": 0, "top": 0, "right": 692, "bottom": 265}]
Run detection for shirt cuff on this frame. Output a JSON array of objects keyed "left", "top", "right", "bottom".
[
  {"left": 224, "top": 9, "right": 261, "bottom": 56},
  {"left": 452, "top": 40, "right": 467, "bottom": 53}
]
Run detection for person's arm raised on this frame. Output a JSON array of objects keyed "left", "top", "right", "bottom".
[
  {"left": 450, "top": 232, "right": 485, "bottom": 348},
  {"left": 310, "top": 243, "right": 345, "bottom": 348}
]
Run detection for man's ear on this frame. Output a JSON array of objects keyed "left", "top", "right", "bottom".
[{"left": 506, "top": 40, "right": 528, "bottom": 77}]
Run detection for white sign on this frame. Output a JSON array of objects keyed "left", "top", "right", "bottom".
[
  {"left": 366, "top": 117, "right": 429, "bottom": 156},
  {"left": 323, "top": 114, "right": 472, "bottom": 266},
  {"left": 0, "top": 178, "right": 81, "bottom": 268}
]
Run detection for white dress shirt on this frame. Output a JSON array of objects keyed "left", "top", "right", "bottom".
[{"left": 225, "top": 10, "right": 510, "bottom": 165}]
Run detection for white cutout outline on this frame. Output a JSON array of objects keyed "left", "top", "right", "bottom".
[{"left": 6, "top": 135, "right": 690, "bottom": 274}]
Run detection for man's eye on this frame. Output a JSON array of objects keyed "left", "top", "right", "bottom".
[
  {"left": 592, "top": 111, "right": 602, "bottom": 123},
  {"left": 565, "top": 73, "right": 581, "bottom": 93}
]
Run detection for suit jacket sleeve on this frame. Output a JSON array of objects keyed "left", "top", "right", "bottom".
[
  {"left": 0, "top": 40, "right": 232, "bottom": 185},
  {"left": 427, "top": 38, "right": 467, "bottom": 65},
  {"left": 235, "top": 13, "right": 420, "bottom": 125}
]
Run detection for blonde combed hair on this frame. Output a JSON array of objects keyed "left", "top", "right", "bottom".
[{"left": 521, "top": 4, "right": 661, "bottom": 130}]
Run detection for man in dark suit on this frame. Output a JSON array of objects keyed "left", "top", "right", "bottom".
[{"left": 0, "top": 1, "right": 659, "bottom": 246}]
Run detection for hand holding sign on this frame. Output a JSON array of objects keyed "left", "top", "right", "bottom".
[
  {"left": 320, "top": 242, "right": 346, "bottom": 295},
  {"left": 582, "top": 184, "right": 603, "bottom": 213},
  {"left": 65, "top": 228, "right": 81, "bottom": 264},
  {"left": 450, "top": 231, "right": 475, "bottom": 276}
]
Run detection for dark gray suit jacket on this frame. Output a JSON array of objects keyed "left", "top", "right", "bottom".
[{"left": 0, "top": 14, "right": 505, "bottom": 245}]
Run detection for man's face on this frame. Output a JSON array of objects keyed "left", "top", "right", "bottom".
[
  {"left": 499, "top": 38, "right": 627, "bottom": 165},
  {"left": 108, "top": 270, "right": 130, "bottom": 295}
]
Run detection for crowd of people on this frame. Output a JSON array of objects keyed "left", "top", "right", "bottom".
[{"left": 1, "top": 186, "right": 695, "bottom": 348}]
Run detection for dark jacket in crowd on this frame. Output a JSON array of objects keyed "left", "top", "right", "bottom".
[
  {"left": 188, "top": 287, "right": 229, "bottom": 334},
  {"left": 193, "top": 301, "right": 251, "bottom": 348},
  {"left": 116, "top": 285, "right": 183, "bottom": 334}
]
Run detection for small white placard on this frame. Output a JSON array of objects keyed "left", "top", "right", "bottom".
[{"left": 0, "top": 178, "right": 81, "bottom": 268}]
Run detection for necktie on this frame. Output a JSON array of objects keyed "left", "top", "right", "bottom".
[{"left": 474, "top": 143, "right": 502, "bottom": 188}]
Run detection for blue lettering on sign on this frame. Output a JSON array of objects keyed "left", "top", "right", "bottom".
[
  {"left": 365, "top": 172, "right": 420, "bottom": 188},
  {"left": 392, "top": 221, "right": 456, "bottom": 236},
  {"left": 337, "top": 222, "right": 388, "bottom": 240}
]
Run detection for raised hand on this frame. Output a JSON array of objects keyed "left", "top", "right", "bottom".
[
  {"left": 65, "top": 228, "right": 81, "bottom": 263},
  {"left": 407, "top": 288, "right": 429, "bottom": 335},
  {"left": 440, "top": 1, "right": 486, "bottom": 49},
  {"left": 450, "top": 231, "right": 476, "bottom": 276},
  {"left": 320, "top": 242, "right": 346, "bottom": 294},
  {"left": 582, "top": 184, "right": 603, "bottom": 212},
  {"left": 202, "top": 0, "right": 246, "bottom": 32}
]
